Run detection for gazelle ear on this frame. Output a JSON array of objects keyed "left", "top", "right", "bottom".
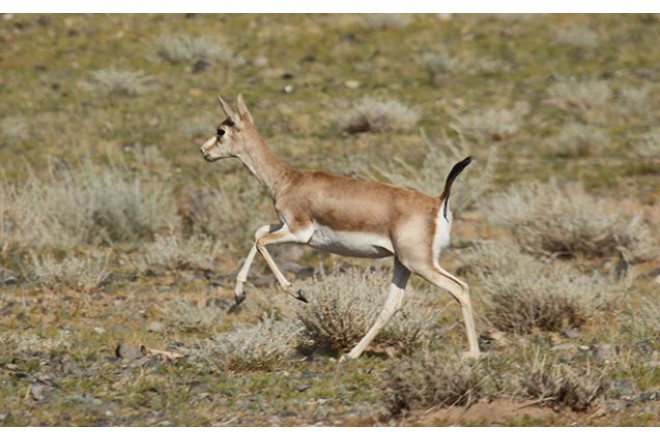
[
  {"left": 218, "top": 95, "right": 238, "bottom": 122},
  {"left": 236, "top": 94, "right": 254, "bottom": 126}
]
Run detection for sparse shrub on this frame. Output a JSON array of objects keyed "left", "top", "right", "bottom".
[
  {"left": 423, "top": 51, "right": 463, "bottom": 85},
  {"left": 454, "top": 104, "right": 529, "bottom": 141},
  {"left": 617, "top": 85, "right": 652, "bottom": 115},
  {"left": 387, "top": 351, "right": 483, "bottom": 414},
  {"left": 25, "top": 252, "right": 110, "bottom": 293},
  {"left": 164, "top": 299, "right": 226, "bottom": 333},
  {"left": 190, "top": 320, "right": 301, "bottom": 372},
  {"left": 467, "top": 242, "right": 626, "bottom": 333},
  {"left": 633, "top": 128, "right": 660, "bottom": 158},
  {"left": 517, "top": 353, "right": 609, "bottom": 411},
  {"left": 156, "top": 35, "right": 242, "bottom": 67},
  {"left": 551, "top": 122, "right": 609, "bottom": 157},
  {"left": 359, "top": 14, "right": 411, "bottom": 30},
  {"left": 488, "top": 180, "right": 655, "bottom": 260},
  {"left": 136, "top": 231, "right": 219, "bottom": 273},
  {"left": 85, "top": 68, "right": 157, "bottom": 96},
  {"left": 339, "top": 97, "right": 420, "bottom": 134},
  {"left": 297, "top": 267, "right": 434, "bottom": 354},
  {"left": 548, "top": 78, "right": 612, "bottom": 111},
  {"left": 372, "top": 130, "right": 495, "bottom": 214},
  {"left": 554, "top": 26, "right": 599, "bottom": 48},
  {"left": 0, "top": 330, "right": 72, "bottom": 355},
  {"left": 1, "top": 117, "right": 29, "bottom": 141},
  {"left": 0, "top": 159, "right": 179, "bottom": 253}
]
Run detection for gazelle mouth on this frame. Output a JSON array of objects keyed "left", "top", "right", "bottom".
[{"left": 202, "top": 154, "right": 218, "bottom": 162}]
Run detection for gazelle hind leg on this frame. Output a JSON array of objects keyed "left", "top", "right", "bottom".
[
  {"left": 417, "top": 264, "right": 480, "bottom": 358},
  {"left": 346, "top": 259, "right": 411, "bottom": 359}
]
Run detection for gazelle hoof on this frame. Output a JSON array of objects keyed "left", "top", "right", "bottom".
[
  {"left": 295, "top": 289, "right": 308, "bottom": 303},
  {"left": 461, "top": 350, "right": 481, "bottom": 361},
  {"left": 228, "top": 291, "right": 246, "bottom": 314}
]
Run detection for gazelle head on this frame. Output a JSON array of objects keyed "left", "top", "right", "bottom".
[{"left": 200, "top": 94, "right": 255, "bottom": 162}]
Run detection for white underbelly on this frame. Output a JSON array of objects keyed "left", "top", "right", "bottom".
[{"left": 307, "top": 223, "right": 394, "bottom": 258}]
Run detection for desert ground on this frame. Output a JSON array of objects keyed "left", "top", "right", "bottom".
[{"left": 0, "top": 14, "right": 658, "bottom": 426}]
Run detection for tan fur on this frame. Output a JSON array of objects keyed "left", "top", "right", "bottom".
[{"left": 201, "top": 95, "right": 480, "bottom": 360}]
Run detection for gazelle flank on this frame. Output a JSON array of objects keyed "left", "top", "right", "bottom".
[{"left": 200, "top": 94, "right": 480, "bottom": 359}]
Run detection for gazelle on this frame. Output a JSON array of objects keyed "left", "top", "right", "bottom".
[{"left": 200, "top": 95, "right": 480, "bottom": 359}]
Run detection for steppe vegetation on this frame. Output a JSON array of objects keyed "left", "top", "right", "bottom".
[{"left": 0, "top": 14, "right": 658, "bottom": 426}]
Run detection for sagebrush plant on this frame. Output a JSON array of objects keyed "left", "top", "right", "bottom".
[
  {"left": 488, "top": 180, "right": 655, "bottom": 260},
  {"left": 359, "top": 14, "right": 412, "bottom": 30},
  {"left": 156, "top": 35, "right": 242, "bottom": 66},
  {"left": 163, "top": 299, "right": 226, "bottom": 333},
  {"left": 190, "top": 319, "right": 301, "bottom": 372},
  {"left": 517, "top": 353, "right": 609, "bottom": 411},
  {"left": 136, "top": 231, "right": 219, "bottom": 273},
  {"left": 85, "top": 68, "right": 157, "bottom": 96},
  {"left": 453, "top": 103, "right": 529, "bottom": 142},
  {"left": 466, "top": 242, "right": 627, "bottom": 333},
  {"left": 548, "top": 77, "right": 612, "bottom": 111},
  {"left": 617, "top": 85, "right": 652, "bottom": 116},
  {"left": 339, "top": 97, "right": 420, "bottom": 134},
  {"left": 296, "top": 266, "right": 435, "bottom": 354},
  {"left": 633, "top": 127, "right": 660, "bottom": 158},
  {"left": 372, "top": 129, "right": 495, "bottom": 214},
  {"left": 0, "top": 159, "right": 179, "bottom": 253},
  {"left": 387, "top": 351, "right": 484, "bottom": 414},
  {"left": 554, "top": 26, "right": 599, "bottom": 48},
  {"left": 25, "top": 252, "right": 110, "bottom": 293},
  {"left": 550, "top": 122, "right": 609, "bottom": 157}
]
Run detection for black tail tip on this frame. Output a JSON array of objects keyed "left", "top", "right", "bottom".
[{"left": 459, "top": 156, "right": 472, "bottom": 167}]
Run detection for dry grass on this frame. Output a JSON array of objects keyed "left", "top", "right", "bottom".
[
  {"left": 163, "top": 299, "right": 227, "bottom": 334},
  {"left": 633, "top": 127, "right": 660, "bottom": 158},
  {"left": 136, "top": 231, "right": 219, "bottom": 273},
  {"left": 85, "top": 68, "right": 158, "bottom": 96},
  {"left": 453, "top": 103, "right": 529, "bottom": 142},
  {"left": 155, "top": 35, "right": 242, "bottom": 68},
  {"left": 617, "top": 85, "right": 653, "bottom": 116},
  {"left": 190, "top": 319, "right": 301, "bottom": 372},
  {"left": 548, "top": 78, "right": 612, "bottom": 111},
  {"left": 554, "top": 26, "right": 599, "bottom": 48},
  {"left": 339, "top": 97, "right": 420, "bottom": 134},
  {"left": 488, "top": 180, "right": 655, "bottom": 260},
  {"left": 359, "top": 14, "right": 412, "bottom": 30},
  {"left": 467, "top": 242, "right": 627, "bottom": 333},
  {"left": 387, "top": 351, "right": 483, "bottom": 414},
  {"left": 24, "top": 252, "right": 110, "bottom": 293},
  {"left": 297, "top": 266, "right": 434, "bottom": 354}
]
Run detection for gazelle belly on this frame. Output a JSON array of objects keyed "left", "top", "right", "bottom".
[{"left": 307, "top": 222, "right": 394, "bottom": 258}]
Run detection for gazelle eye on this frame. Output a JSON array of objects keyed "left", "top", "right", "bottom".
[{"left": 216, "top": 128, "right": 225, "bottom": 138}]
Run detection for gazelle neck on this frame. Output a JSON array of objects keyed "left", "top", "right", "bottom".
[{"left": 236, "top": 132, "right": 294, "bottom": 200}]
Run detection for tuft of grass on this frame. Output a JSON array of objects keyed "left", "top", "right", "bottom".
[
  {"left": 453, "top": 104, "right": 529, "bottom": 142},
  {"left": 339, "top": 97, "right": 420, "bottom": 134},
  {"left": 24, "top": 252, "right": 110, "bottom": 293},
  {"left": 387, "top": 351, "right": 483, "bottom": 414},
  {"left": 155, "top": 35, "right": 243, "bottom": 68},
  {"left": 617, "top": 85, "right": 652, "bottom": 116},
  {"left": 467, "top": 242, "right": 627, "bottom": 333},
  {"left": 548, "top": 78, "right": 612, "bottom": 111},
  {"left": 554, "top": 26, "right": 599, "bottom": 48},
  {"left": 85, "top": 68, "right": 158, "bottom": 96},
  {"left": 488, "top": 180, "right": 655, "bottom": 260},
  {"left": 359, "top": 14, "right": 412, "bottom": 30},
  {"left": 136, "top": 231, "right": 219, "bottom": 273},
  {"left": 372, "top": 129, "right": 495, "bottom": 214},
  {"left": 163, "top": 299, "right": 226, "bottom": 334},
  {"left": 190, "top": 319, "right": 301, "bottom": 372},
  {"left": 550, "top": 122, "right": 609, "bottom": 157},
  {"left": 297, "top": 267, "right": 434, "bottom": 354}
]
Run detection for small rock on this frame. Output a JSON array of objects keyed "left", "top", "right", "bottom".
[
  {"left": 93, "top": 327, "right": 106, "bottom": 335},
  {"left": 253, "top": 55, "right": 269, "bottom": 68},
  {"left": 344, "top": 80, "right": 360, "bottom": 89},
  {"left": 644, "top": 361, "right": 660, "bottom": 368},
  {"left": 115, "top": 343, "right": 145, "bottom": 360},
  {"left": 283, "top": 84, "right": 294, "bottom": 94},
  {"left": 294, "top": 383, "right": 311, "bottom": 392},
  {"left": 29, "top": 382, "right": 49, "bottom": 401},
  {"left": 551, "top": 343, "right": 579, "bottom": 361},
  {"left": 562, "top": 328, "right": 580, "bottom": 339},
  {"left": 592, "top": 343, "right": 619, "bottom": 365},
  {"left": 147, "top": 321, "right": 166, "bottom": 333}
]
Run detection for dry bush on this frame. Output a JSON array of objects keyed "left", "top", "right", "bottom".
[
  {"left": 516, "top": 353, "right": 609, "bottom": 411},
  {"left": 548, "top": 78, "right": 612, "bottom": 111},
  {"left": 550, "top": 122, "right": 609, "bottom": 157},
  {"left": 163, "top": 299, "right": 226, "bottom": 333},
  {"left": 488, "top": 180, "right": 655, "bottom": 260},
  {"left": 136, "top": 231, "right": 219, "bottom": 273},
  {"left": 554, "top": 26, "right": 599, "bottom": 48},
  {"left": 617, "top": 85, "right": 652, "bottom": 116},
  {"left": 423, "top": 51, "right": 463, "bottom": 85},
  {"left": 453, "top": 103, "right": 529, "bottom": 142},
  {"left": 296, "top": 267, "right": 434, "bottom": 354},
  {"left": 467, "top": 242, "right": 626, "bottom": 333},
  {"left": 190, "top": 319, "right": 301, "bottom": 372},
  {"left": 0, "top": 160, "right": 179, "bottom": 254},
  {"left": 359, "top": 14, "right": 411, "bottom": 30},
  {"left": 339, "top": 97, "right": 420, "bottom": 134},
  {"left": 372, "top": 130, "right": 495, "bottom": 214},
  {"left": 633, "top": 127, "right": 660, "bottom": 158},
  {"left": 0, "top": 331, "right": 72, "bottom": 355},
  {"left": 1, "top": 117, "right": 29, "bottom": 141},
  {"left": 387, "top": 351, "right": 483, "bottom": 414},
  {"left": 155, "top": 35, "right": 242, "bottom": 67},
  {"left": 24, "top": 252, "right": 110, "bottom": 293},
  {"left": 85, "top": 68, "right": 157, "bottom": 96}
]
